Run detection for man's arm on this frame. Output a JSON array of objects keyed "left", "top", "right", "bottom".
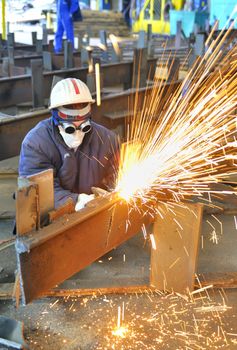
[
  {"left": 102, "top": 134, "right": 121, "bottom": 191},
  {"left": 69, "top": 0, "right": 79, "bottom": 14},
  {"left": 19, "top": 141, "right": 78, "bottom": 208}
]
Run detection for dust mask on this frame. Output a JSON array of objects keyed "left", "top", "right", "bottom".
[{"left": 58, "top": 125, "right": 85, "bottom": 149}]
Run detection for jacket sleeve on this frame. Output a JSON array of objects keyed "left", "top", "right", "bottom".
[
  {"left": 69, "top": 0, "right": 79, "bottom": 14},
  {"left": 19, "top": 140, "right": 78, "bottom": 209},
  {"left": 102, "top": 133, "right": 121, "bottom": 191}
]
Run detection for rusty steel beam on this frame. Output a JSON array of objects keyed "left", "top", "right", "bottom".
[
  {"left": 3, "top": 272, "right": 237, "bottom": 301},
  {"left": 4, "top": 54, "right": 42, "bottom": 67},
  {"left": 0, "top": 109, "right": 50, "bottom": 161},
  {"left": 0, "top": 81, "right": 181, "bottom": 161},
  {"left": 15, "top": 192, "right": 153, "bottom": 304},
  {"left": 0, "top": 59, "right": 157, "bottom": 108},
  {"left": 0, "top": 63, "right": 27, "bottom": 77},
  {"left": 1, "top": 43, "right": 49, "bottom": 53},
  {"left": 0, "top": 52, "right": 81, "bottom": 69}
]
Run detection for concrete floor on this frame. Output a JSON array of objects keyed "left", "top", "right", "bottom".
[{"left": 0, "top": 212, "right": 237, "bottom": 349}]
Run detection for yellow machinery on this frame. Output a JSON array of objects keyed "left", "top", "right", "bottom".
[{"left": 133, "top": 0, "right": 183, "bottom": 34}]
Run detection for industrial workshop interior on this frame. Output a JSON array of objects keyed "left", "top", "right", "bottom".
[{"left": 1, "top": 0, "right": 237, "bottom": 348}]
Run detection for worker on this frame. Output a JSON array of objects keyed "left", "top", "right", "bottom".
[
  {"left": 122, "top": 0, "right": 132, "bottom": 28},
  {"left": 19, "top": 78, "right": 120, "bottom": 211},
  {"left": 54, "top": 0, "right": 82, "bottom": 53}
]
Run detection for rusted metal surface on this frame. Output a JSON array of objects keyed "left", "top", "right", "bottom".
[
  {"left": 0, "top": 283, "right": 153, "bottom": 299},
  {"left": 0, "top": 52, "right": 81, "bottom": 70},
  {"left": 16, "top": 169, "right": 54, "bottom": 235},
  {"left": 0, "top": 54, "right": 41, "bottom": 67},
  {"left": 0, "top": 109, "right": 50, "bottom": 161},
  {"left": 46, "top": 285, "right": 154, "bottom": 297},
  {"left": 16, "top": 181, "right": 38, "bottom": 235},
  {"left": 196, "top": 272, "right": 237, "bottom": 289},
  {"left": 0, "top": 51, "right": 81, "bottom": 71},
  {"left": 2, "top": 271, "right": 237, "bottom": 300},
  {"left": 150, "top": 202, "right": 203, "bottom": 293},
  {"left": 15, "top": 193, "right": 152, "bottom": 304},
  {"left": 0, "top": 43, "right": 49, "bottom": 54},
  {"left": 0, "top": 63, "right": 27, "bottom": 77}
]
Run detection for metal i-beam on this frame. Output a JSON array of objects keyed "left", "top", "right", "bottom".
[
  {"left": 15, "top": 169, "right": 203, "bottom": 304},
  {"left": 0, "top": 109, "right": 50, "bottom": 161},
  {"left": 15, "top": 193, "right": 152, "bottom": 304},
  {"left": 0, "top": 59, "right": 157, "bottom": 108},
  {"left": 151, "top": 202, "right": 203, "bottom": 293}
]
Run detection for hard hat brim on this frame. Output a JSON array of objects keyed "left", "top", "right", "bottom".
[{"left": 48, "top": 98, "right": 95, "bottom": 110}]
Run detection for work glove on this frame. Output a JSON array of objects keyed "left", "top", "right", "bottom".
[
  {"left": 75, "top": 193, "right": 95, "bottom": 212},
  {"left": 91, "top": 187, "right": 110, "bottom": 197}
]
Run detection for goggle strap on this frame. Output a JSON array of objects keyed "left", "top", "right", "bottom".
[{"left": 52, "top": 109, "right": 91, "bottom": 123}]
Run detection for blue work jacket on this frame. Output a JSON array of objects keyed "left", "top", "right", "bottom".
[
  {"left": 57, "top": 0, "right": 79, "bottom": 17},
  {"left": 19, "top": 118, "right": 120, "bottom": 208}
]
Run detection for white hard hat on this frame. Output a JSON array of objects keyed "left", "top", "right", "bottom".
[{"left": 48, "top": 78, "right": 95, "bottom": 110}]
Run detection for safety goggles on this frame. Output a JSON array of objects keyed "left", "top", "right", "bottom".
[{"left": 60, "top": 119, "right": 92, "bottom": 134}]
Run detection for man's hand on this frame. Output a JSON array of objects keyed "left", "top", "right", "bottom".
[
  {"left": 75, "top": 193, "right": 95, "bottom": 211},
  {"left": 91, "top": 187, "right": 109, "bottom": 197}
]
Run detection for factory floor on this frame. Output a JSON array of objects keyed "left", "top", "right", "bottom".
[{"left": 0, "top": 211, "right": 237, "bottom": 349}]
